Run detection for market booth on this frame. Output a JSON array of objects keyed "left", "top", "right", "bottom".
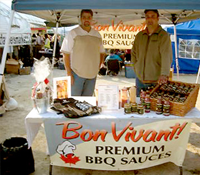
[
  {"left": 166, "top": 19, "right": 200, "bottom": 74},
  {"left": 3, "top": 0, "right": 200, "bottom": 174},
  {"left": 25, "top": 70, "right": 199, "bottom": 175},
  {"left": 0, "top": 1, "right": 32, "bottom": 116}
]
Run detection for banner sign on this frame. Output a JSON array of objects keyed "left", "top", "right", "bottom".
[
  {"left": 0, "top": 33, "right": 31, "bottom": 47},
  {"left": 93, "top": 20, "right": 146, "bottom": 49},
  {"left": 44, "top": 118, "right": 191, "bottom": 170}
]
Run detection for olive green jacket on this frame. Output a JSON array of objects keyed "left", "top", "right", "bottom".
[{"left": 131, "top": 25, "right": 172, "bottom": 83}]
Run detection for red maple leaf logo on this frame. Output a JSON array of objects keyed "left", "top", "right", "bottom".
[{"left": 60, "top": 154, "right": 80, "bottom": 165}]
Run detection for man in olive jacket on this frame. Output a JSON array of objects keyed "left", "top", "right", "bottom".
[{"left": 131, "top": 9, "right": 172, "bottom": 96}]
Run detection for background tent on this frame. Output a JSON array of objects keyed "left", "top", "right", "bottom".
[
  {"left": 57, "top": 25, "right": 78, "bottom": 36},
  {"left": 0, "top": 2, "right": 31, "bottom": 48},
  {"left": 166, "top": 19, "right": 200, "bottom": 74},
  {"left": 19, "top": 13, "right": 46, "bottom": 31}
]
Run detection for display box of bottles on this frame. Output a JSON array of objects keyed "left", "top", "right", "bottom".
[{"left": 150, "top": 81, "right": 199, "bottom": 116}]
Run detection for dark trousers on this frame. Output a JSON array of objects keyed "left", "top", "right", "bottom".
[{"left": 136, "top": 77, "right": 156, "bottom": 97}]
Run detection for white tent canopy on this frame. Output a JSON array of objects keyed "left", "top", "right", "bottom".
[
  {"left": 19, "top": 13, "right": 46, "bottom": 26},
  {"left": 56, "top": 25, "right": 78, "bottom": 36},
  {"left": 0, "top": 2, "right": 31, "bottom": 47}
]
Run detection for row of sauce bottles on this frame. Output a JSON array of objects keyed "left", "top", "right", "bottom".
[{"left": 123, "top": 87, "right": 170, "bottom": 116}]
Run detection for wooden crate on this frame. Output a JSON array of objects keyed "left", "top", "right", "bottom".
[
  {"left": 150, "top": 81, "right": 199, "bottom": 117},
  {"left": 19, "top": 67, "right": 31, "bottom": 75},
  {"left": 6, "top": 64, "right": 19, "bottom": 74},
  {"left": 5, "top": 58, "right": 20, "bottom": 74}
]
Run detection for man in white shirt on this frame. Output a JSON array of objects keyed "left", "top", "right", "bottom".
[
  {"left": 61, "top": 9, "right": 105, "bottom": 96},
  {"left": 36, "top": 33, "right": 44, "bottom": 46}
]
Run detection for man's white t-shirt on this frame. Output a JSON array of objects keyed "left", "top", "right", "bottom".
[{"left": 61, "top": 26, "right": 104, "bottom": 79}]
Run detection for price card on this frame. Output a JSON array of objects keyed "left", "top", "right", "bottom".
[{"left": 97, "top": 85, "right": 119, "bottom": 110}]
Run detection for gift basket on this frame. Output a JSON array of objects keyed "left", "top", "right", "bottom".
[
  {"left": 150, "top": 80, "right": 199, "bottom": 116},
  {"left": 31, "top": 58, "right": 52, "bottom": 114}
]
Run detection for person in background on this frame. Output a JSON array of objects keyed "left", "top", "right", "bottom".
[
  {"left": 131, "top": 9, "right": 172, "bottom": 96},
  {"left": 105, "top": 49, "right": 123, "bottom": 63},
  {"left": 105, "top": 49, "right": 123, "bottom": 76},
  {"left": 36, "top": 33, "right": 44, "bottom": 47},
  {"left": 125, "top": 49, "right": 131, "bottom": 62},
  {"left": 61, "top": 9, "right": 105, "bottom": 96},
  {"left": 32, "top": 34, "right": 37, "bottom": 45},
  {"left": 114, "top": 49, "right": 121, "bottom": 56},
  {"left": 31, "top": 34, "right": 37, "bottom": 59},
  {"left": 34, "top": 33, "right": 44, "bottom": 59},
  {"left": 44, "top": 34, "right": 51, "bottom": 50}
]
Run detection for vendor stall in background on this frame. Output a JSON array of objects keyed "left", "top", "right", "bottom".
[{"left": 0, "top": 2, "right": 32, "bottom": 73}]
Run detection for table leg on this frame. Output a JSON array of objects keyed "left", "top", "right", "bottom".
[
  {"left": 49, "top": 164, "right": 53, "bottom": 175},
  {"left": 179, "top": 166, "right": 183, "bottom": 175}
]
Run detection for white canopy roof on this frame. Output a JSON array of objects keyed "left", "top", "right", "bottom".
[
  {"left": 0, "top": 2, "right": 30, "bottom": 35},
  {"left": 0, "top": 2, "right": 31, "bottom": 47}
]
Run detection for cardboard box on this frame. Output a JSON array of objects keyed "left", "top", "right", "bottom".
[
  {"left": 5, "top": 59, "right": 20, "bottom": 74},
  {"left": 19, "top": 67, "right": 31, "bottom": 75}
]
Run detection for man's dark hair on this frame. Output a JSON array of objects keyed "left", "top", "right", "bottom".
[
  {"left": 144, "top": 9, "right": 159, "bottom": 17},
  {"left": 80, "top": 9, "right": 93, "bottom": 17}
]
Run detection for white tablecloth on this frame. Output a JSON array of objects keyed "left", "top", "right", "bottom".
[{"left": 25, "top": 105, "right": 200, "bottom": 148}]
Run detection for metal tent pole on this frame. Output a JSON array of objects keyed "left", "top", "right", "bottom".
[
  {"left": 50, "top": 13, "right": 60, "bottom": 84},
  {"left": 196, "top": 62, "right": 200, "bottom": 84},
  {"left": 174, "top": 24, "right": 179, "bottom": 80},
  {"left": 179, "top": 166, "right": 183, "bottom": 175},
  {"left": 51, "top": 21, "right": 59, "bottom": 71},
  {"left": 49, "top": 164, "right": 53, "bottom": 175}
]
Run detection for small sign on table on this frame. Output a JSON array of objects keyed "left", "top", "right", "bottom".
[{"left": 97, "top": 85, "right": 119, "bottom": 110}]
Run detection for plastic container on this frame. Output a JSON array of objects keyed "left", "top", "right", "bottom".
[
  {"left": 1, "top": 137, "right": 35, "bottom": 175},
  {"left": 33, "top": 98, "right": 49, "bottom": 114},
  {"left": 125, "top": 62, "right": 136, "bottom": 78}
]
